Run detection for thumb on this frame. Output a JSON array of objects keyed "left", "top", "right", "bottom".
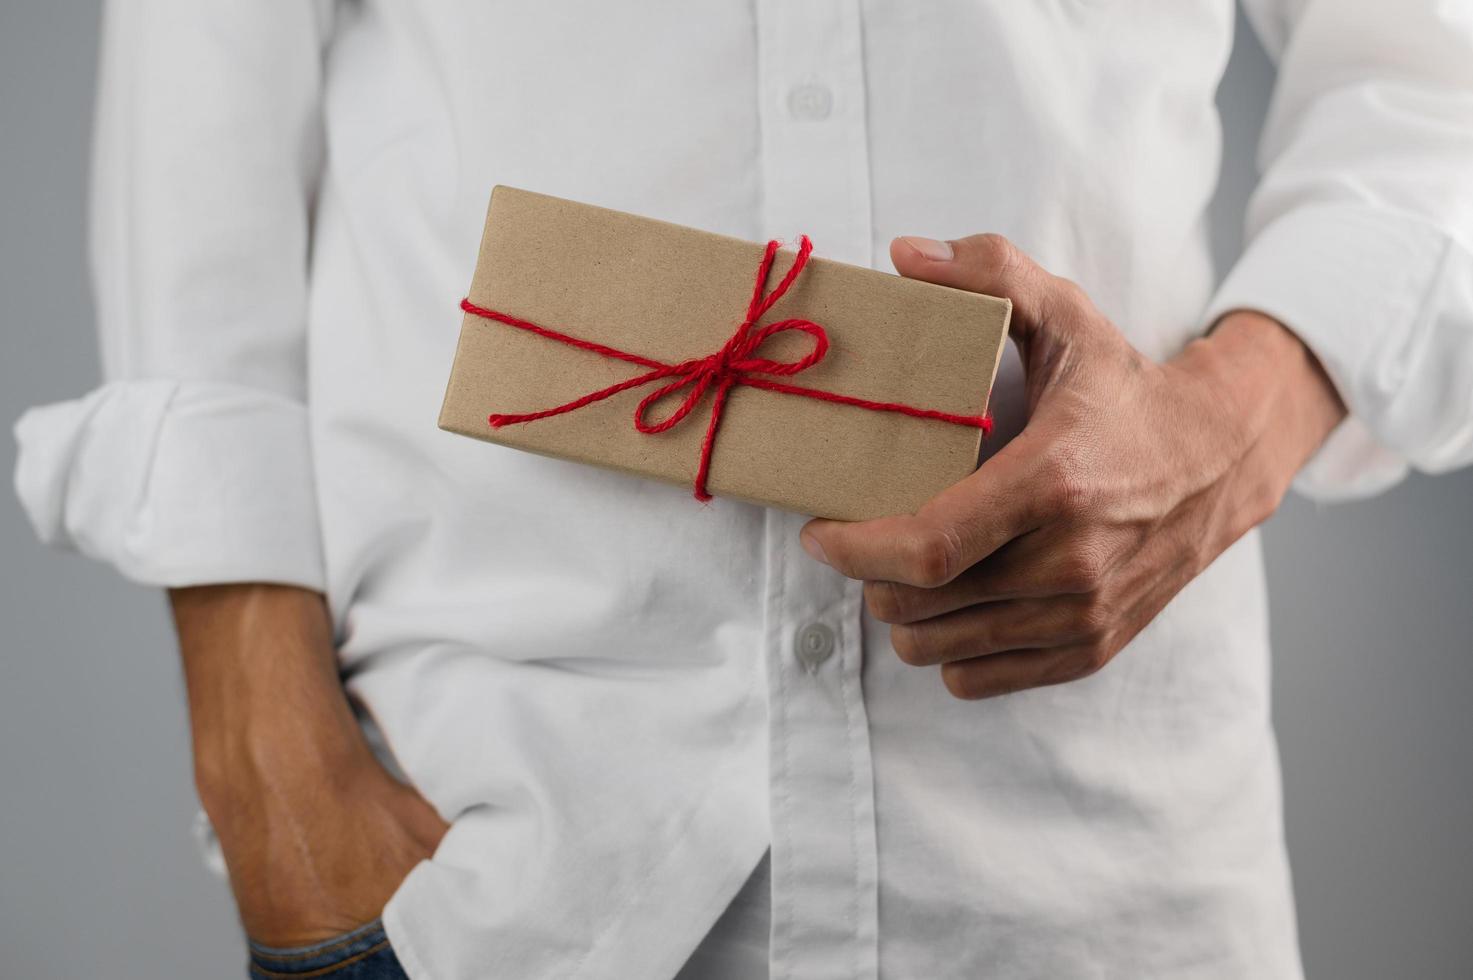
[{"left": 890, "top": 233, "right": 1073, "bottom": 343}]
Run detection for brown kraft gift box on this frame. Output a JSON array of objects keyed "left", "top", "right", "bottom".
[{"left": 438, "top": 186, "right": 1012, "bottom": 521}]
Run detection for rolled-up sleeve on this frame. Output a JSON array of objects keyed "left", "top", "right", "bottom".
[
  {"left": 12, "top": 1, "right": 334, "bottom": 589},
  {"left": 1206, "top": 1, "right": 1473, "bottom": 499}
]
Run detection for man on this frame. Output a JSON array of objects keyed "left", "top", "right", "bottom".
[{"left": 14, "top": 1, "right": 1473, "bottom": 978}]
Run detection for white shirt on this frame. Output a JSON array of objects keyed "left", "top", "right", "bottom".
[{"left": 14, "top": 2, "right": 1473, "bottom": 978}]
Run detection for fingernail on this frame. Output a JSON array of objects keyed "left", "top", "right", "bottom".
[
  {"left": 901, "top": 236, "right": 954, "bottom": 262},
  {"left": 800, "top": 531, "right": 829, "bottom": 565}
]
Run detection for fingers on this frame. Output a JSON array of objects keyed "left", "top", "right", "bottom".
[
  {"left": 923, "top": 536, "right": 1184, "bottom": 700},
  {"left": 800, "top": 512, "right": 968, "bottom": 589},
  {"left": 862, "top": 525, "right": 1118, "bottom": 624},
  {"left": 884, "top": 595, "right": 1105, "bottom": 667},
  {"left": 890, "top": 233, "right": 1085, "bottom": 343},
  {"left": 939, "top": 644, "right": 1108, "bottom": 701},
  {"left": 801, "top": 447, "right": 1045, "bottom": 588}
]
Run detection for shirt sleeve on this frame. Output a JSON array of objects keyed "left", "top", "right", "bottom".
[
  {"left": 12, "top": 1, "right": 334, "bottom": 589},
  {"left": 1206, "top": 1, "right": 1473, "bottom": 500}
]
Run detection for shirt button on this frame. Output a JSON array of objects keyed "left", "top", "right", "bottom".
[
  {"left": 786, "top": 82, "right": 833, "bottom": 121},
  {"left": 794, "top": 622, "right": 836, "bottom": 670}
]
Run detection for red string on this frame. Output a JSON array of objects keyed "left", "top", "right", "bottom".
[{"left": 459, "top": 235, "right": 992, "bottom": 502}]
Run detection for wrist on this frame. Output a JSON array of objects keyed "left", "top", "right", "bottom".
[{"left": 1176, "top": 310, "right": 1347, "bottom": 525}]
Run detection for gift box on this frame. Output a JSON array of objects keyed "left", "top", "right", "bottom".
[{"left": 439, "top": 186, "right": 1012, "bottom": 521}]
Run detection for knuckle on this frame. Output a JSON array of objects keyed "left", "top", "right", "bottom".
[
  {"left": 1056, "top": 548, "right": 1107, "bottom": 593},
  {"left": 890, "top": 624, "right": 933, "bottom": 666},
  {"left": 1039, "top": 453, "right": 1093, "bottom": 518},
  {"left": 972, "top": 233, "right": 1019, "bottom": 273},
  {"left": 1075, "top": 595, "right": 1115, "bottom": 640},
  {"left": 903, "top": 522, "right": 964, "bottom": 588},
  {"left": 864, "top": 580, "right": 910, "bottom": 624}
]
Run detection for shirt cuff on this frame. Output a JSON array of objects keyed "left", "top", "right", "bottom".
[
  {"left": 1202, "top": 203, "right": 1457, "bottom": 501},
  {"left": 12, "top": 380, "right": 326, "bottom": 590}
]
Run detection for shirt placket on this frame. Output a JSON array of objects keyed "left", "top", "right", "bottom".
[
  {"left": 762, "top": 507, "right": 878, "bottom": 980},
  {"left": 760, "top": 515, "right": 872, "bottom": 980},
  {"left": 755, "top": 3, "right": 878, "bottom": 977},
  {"left": 755, "top": 0, "right": 874, "bottom": 268}
]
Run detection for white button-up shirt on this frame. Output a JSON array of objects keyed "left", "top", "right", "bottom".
[{"left": 14, "top": 2, "right": 1473, "bottom": 978}]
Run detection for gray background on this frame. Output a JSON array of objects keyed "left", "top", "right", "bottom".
[{"left": 2, "top": 5, "right": 1470, "bottom": 978}]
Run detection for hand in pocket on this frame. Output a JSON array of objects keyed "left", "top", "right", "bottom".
[
  {"left": 171, "top": 584, "right": 450, "bottom": 948},
  {"left": 209, "top": 741, "right": 449, "bottom": 948}
]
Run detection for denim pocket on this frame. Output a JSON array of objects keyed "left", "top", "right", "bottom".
[{"left": 247, "top": 919, "right": 407, "bottom": 978}]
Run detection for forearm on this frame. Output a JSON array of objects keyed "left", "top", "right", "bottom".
[
  {"left": 168, "top": 584, "right": 363, "bottom": 811},
  {"left": 168, "top": 584, "right": 446, "bottom": 944}
]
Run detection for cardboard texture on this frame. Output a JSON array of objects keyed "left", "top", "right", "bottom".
[{"left": 439, "top": 186, "right": 1012, "bottom": 521}]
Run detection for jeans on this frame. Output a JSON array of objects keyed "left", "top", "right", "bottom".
[{"left": 248, "top": 920, "right": 409, "bottom": 979}]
